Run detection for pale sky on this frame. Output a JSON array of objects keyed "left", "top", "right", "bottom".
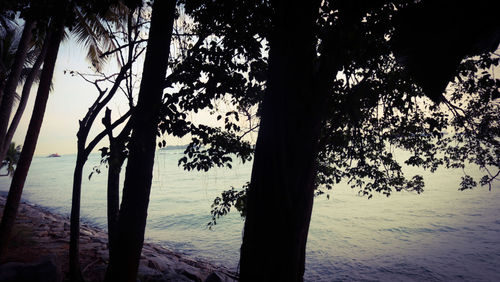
[
  {"left": 11, "top": 37, "right": 190, "bottom": 156},
  {"left": 11, "top": 36, "right": 499, "bottom": 156}
]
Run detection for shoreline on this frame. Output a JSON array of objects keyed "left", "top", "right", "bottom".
[{"left": 0, "top": 195, "right": 238, "bottom": 281}]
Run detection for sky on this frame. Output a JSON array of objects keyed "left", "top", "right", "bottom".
[
  {"left": 10, "top": 35, "right": 500, "bottom": 156},
  {"left": 12, "top": 39, "right": 89, "bottom": 155},
  {"left": 11, "top": 37, "right": 190, "bottom": 156}
]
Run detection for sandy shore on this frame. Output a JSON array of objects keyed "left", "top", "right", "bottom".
[{"left": 0, "top": 196, "right": 237, "bottom": 281}]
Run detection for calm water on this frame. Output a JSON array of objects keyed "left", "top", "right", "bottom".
[{"left": 1, "top": 149, "right": 499, "bottom": 281}]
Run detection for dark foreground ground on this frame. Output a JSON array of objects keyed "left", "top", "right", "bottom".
[{"left": 0, "top": 196, "right": 237, "bottom": 282}]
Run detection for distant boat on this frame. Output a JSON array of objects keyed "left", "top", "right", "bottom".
[
  {"left": 159, "top": 145, "right": 188, "bottom": 151},
  {"left": 48, "top": 153, "right": 61, "bottom": 158}
]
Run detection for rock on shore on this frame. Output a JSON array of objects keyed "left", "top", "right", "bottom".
[{"left": 0, "top": 196, "right": 238, "bottom": 282}]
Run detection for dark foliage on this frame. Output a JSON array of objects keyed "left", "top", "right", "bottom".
[
  {"left": 155, "top": 0, "right": 269, "bottom": 170},
  {"left": 206, "top": 0, "right": 500, "bottom": 223}
]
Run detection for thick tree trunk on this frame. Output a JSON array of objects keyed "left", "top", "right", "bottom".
[
  {"left": 239, "top": 1, "right": 323, "bottom": 281},
  {"left": 0, "top": 32, "right": 51, "bottom": 161},
  {"left": 0, "top": 11, "right": 65, "bottom": 258},
  {"left": 104, "top": 1, "right": 176, "bottom": 281},
  {"left": 0, "top": 19, "right": 36, "bottom": 164}
]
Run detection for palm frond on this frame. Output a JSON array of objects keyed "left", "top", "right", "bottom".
[
  {"left": 0, "top": 29, "right": 16, "bottom": 78},
  {"left": 0, "top": 12, "right": 18, "bottom": 36},
  {"left": 71, "top": 2, "right": 133, "bottom": 71},
  {"left": 28, "top": 26, "right": 50, "bottom": 55},
  {"left": 73, "top": 8, "right": 108, "bottom": 71},
  {"left": 1, "top": 142, "right": 21, "bottom": 177},
  {"left": 23, "top": 48, "right": 40, "bottom": 68},
  {"left": 104, "top": 2, "right": 130, "bottom": 30}
]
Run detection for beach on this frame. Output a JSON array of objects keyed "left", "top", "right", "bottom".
[{"left": 0, "top": 195, "right": 237, "bottom": 281}]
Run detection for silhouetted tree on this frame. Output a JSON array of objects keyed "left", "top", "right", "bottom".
[
  {"left": 104, "top": 1, "right": 177, "bottom": 281},
  {"left": 0, "top": 0, "right": 126, "bottom": 165},
  {"left": 200, "top": 1, "right": 500, "bottom": 281},
  {"left": 67, "top": 10, "right": 146, "bottom": 278},
  {"left": 0, "top": 19, "right": 35, "bottom": 164},
  {"left": 0, "top": 142, "right": 20, "bottom": 177},
  {"left": 238, "top": 1, "right": 326, "bottom": 280},
  {"left": 0, "top": 0, "right": 68, "bottom": 257},
  {"left": 0, "top": 29, "right": 51, "bottom": 164},
  {"left": 68, "top": 50, "right": 136, "bottom": 282},
  {"left": 102, "top": 108, "right": 133, "bottom": 262}
]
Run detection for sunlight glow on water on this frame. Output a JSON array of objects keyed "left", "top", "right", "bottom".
[{"left": 1, "top": 149, "right": 499, "bottom": 281}]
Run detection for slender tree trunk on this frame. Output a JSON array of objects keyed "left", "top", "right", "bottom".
[
  {"left": 239, "top": 1, "right": 323, "bottom": 281},
  {"left": 69, "top": 152, "right": 86, "bottom": 282},
  {"left": 102, "top": 108, "right": 131, "bottom": 266},
  {"left": 106, "top": 140, "right": 125, "bottom": 263},
  {"left": 0, "top": 80, "right": 5, "bottom": 102},
  {"left": 0, "top": 19, "right": 36, "bottom": 164},
  {"left": 105, "top": 1, "right": 176, "bottom": 281},
  {"left": 0, "top": 32, "right": 51, "bottom": 162},
  {"left": 68, "top": 62, "right": 132, "bottom": 281},
  {"left": 69, "top": 112, "right": 132, "bottom": 281},
  {"left": 0, "top": 10, "right": 65, "bottom": 258}
]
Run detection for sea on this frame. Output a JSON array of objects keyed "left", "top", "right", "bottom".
[{"left": 1, "top": 149, "right": 499, "bottom": 281}]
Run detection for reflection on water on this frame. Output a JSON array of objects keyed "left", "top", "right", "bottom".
[{"left": 0, "top": 149, "right": 499, "bottom": 281}]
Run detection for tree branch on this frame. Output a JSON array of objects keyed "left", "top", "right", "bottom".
[
  {"left": 100, "top": 39, "right": 148, "bottom": 58},
  {"left": 84, "top": 109, "right": 133, "bottom": 156}
]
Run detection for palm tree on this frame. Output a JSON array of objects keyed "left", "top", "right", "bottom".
[
  {"left": 0, "top": 142, "right": 20, "bottom": 177},
  {"left": 0, "top": 1, "right": 126, "bottom": 166},
  {"left": 0, "top": 8, "right": 18, "bottom": 97},
  {"left": 0, "top": 27, "right": 16, "bottom": 95},
  {"left": 0, "top": 26, "right": 50, "bottom": 165},
  {"left": 72, "top": 2, "right": 129, "bottom": 71},
  {"left": 0, "top": 0, "right": 129, "bottom": 262},
  {"left": 0, "top": 19, "right": 35, "bottom": 163},
  {"left": 0, "top": 0, "right": 67, "bottom": 257}
]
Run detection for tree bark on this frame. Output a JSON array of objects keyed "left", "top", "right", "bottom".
[
  {"left": 0, "top": 31, "right": 51, "bottom": 162},
  {"left": 239, "top": 2, "right": 379, "bottom": 280},
  {"left": 239, "top": 1, "right": 323, "bottom": 281},
  {"left": 102, "top": 108, "right": 130, "bottom": 265},
  {"left": 0, "top": 8, "right": 65, "bottom": 258},
  {"left": 106, "top": 147, "right": 123, "bottom": 264},
  {"left": 69, "top": 152, "right": 86, "bottom": 282},
  {"left": 0, "top": 19, "right": 36, "bottom": 164},
  {"left": 0, "top": 81, "right": 5, "bottom": 105},
  {"left": 104, "top": 0, "right": 176, "bottom": 281}
]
